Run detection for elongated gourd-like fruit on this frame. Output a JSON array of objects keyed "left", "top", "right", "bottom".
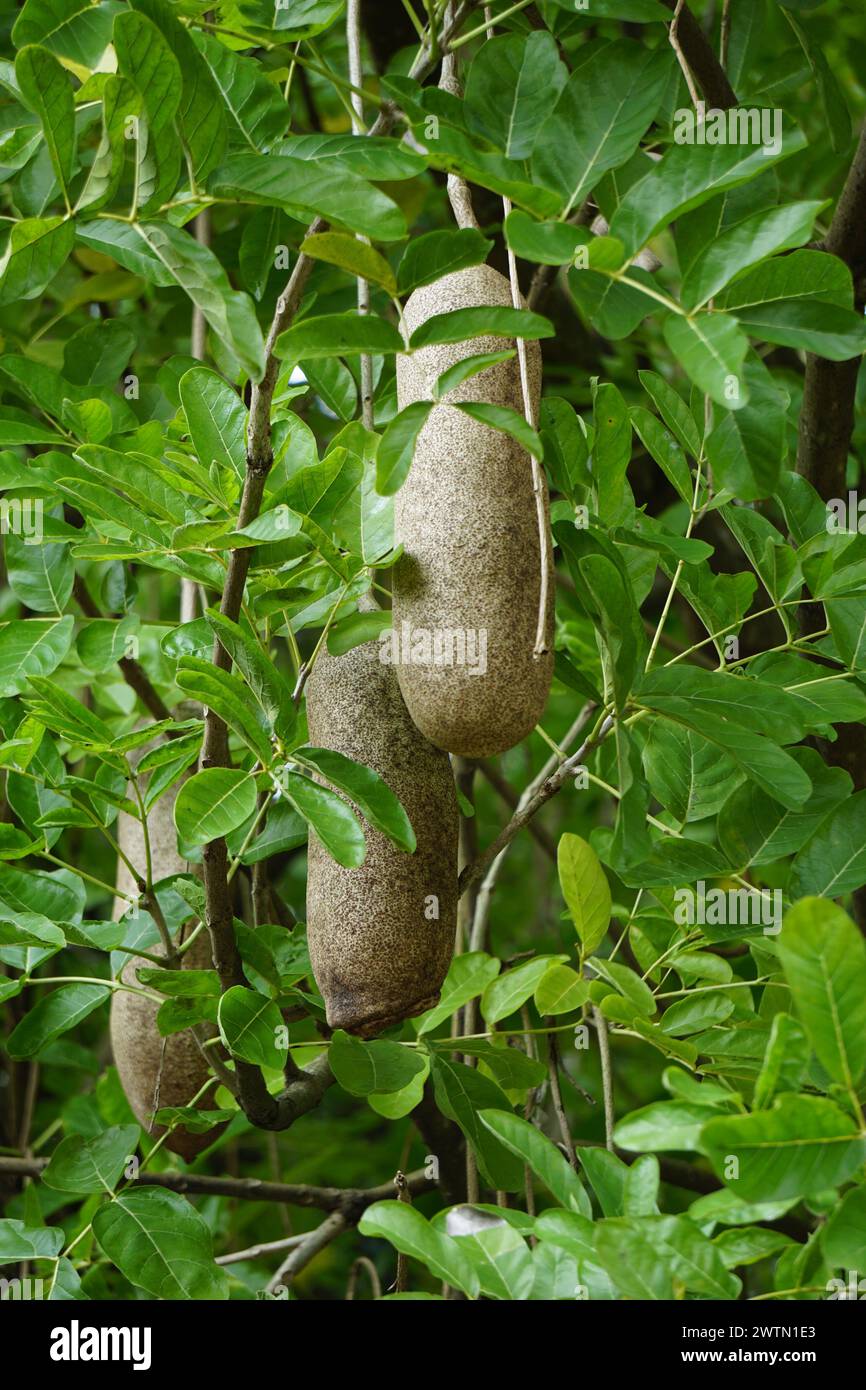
[
  {"left": 305, "top": 627, "right": 459, "bottom": 1038},
  {"left": 393, "top": 262, "right": 554, "bottom": 757},
  {"left": 110, "top": 777, "right": 220, "bottom": 1162}
]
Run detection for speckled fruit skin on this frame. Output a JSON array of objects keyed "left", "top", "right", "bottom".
[
  {"left": 393, "top": 263, "right": 554, "bottom": 758},
  {"left": 110, "top": 779, "right": 221, "bottom": 1162},
  {"left": 305, "top": 631, "right": 459, "bottom": 1038}
]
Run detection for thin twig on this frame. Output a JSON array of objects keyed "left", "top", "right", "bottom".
[
  {"left": 440, "top": 3, "right": 480, "bottom": 231},
  {"left": 346, "top": 1256, "right": 382, "bottom": 1300},
  {"left": 669, "top": 0, "right": 701, "bottom": 109},
  {"left": 475, "top": 761, "right": 556, "bottom": 859},
  {"left": 216, "top": 1233, "right": 306, "bottom": 1266},
  {"left": 547, "top": 1030, "right": 578, "bottom": 1171},
  {"left": 458, "top": 706, "right": 605, "bottom": 898},
  {"left": 393, "top": 1170, "right": 411, "bottom": 1293},
  {"left": 660, "top": 0, "right": 737, "bottom": 108},
  {"left": 593, "top": 1008, "right": 615, "bottom": 1151},
  {"left": 347, "top": 0, "right": 374, "bottom": 427},
  {"left": 268, "top": 1211, "right": 346, "bottom": 1292},
  {"left": 719, "top": 0, "right": 731, "bottom": 69}
]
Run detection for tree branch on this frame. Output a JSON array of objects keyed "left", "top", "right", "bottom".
[
  {"left": 796, "top": 123, "right": 866, "bottom": 500},
  {"left": 0, "top": 1154, "right": 431, "bottom": 1212}
]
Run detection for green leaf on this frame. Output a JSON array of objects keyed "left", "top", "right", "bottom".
[
  {"left": 204, "top": 610, "right": 296, "bottom": 743},
  {"left": 129, "top": 0, "right": 227, "bottom": 182},
  {"left": 569, "top": 262, "right": 656, "bottom": 341},
  {"left": 217, "top": 985, "right": 286, "bottom": 1069},
  {"left": 534, "top": 964, "right": 590, "bottom": 1016},
  {"left": 630, "top": 406, "right": 693, "bottom": 503},
  {"left": 431, "top": 1059, "right": 523, "bottom": 1191},
  {"left": 533, "top": 1208, "right": 596, "bottom": 1262},
  {"left": 0, "top": 1218, "right": 63, "bottom": 1261},
  {"left": 701, "top": 1096, "right": 866, "bottom": 1201},
  {"left": 614, "top": 1101, "right": 718, "bottom": 1152},
  {"left": 329, "top": 1029, "right": 426, "bottom": 1097},
  {"left": 533, "top": 41, "right": 671, "bottom": 215},
  {"left": 326, "top": 607, "right": 392, "bottom": 656},
  {"left": 713, "top": 1226, "right": 793, "bottom": 1270},
  {"left": 434, "top": 351, "right": 516, "bottom": 401},
  {"left": 408, "top": 306, "right": 553, "bottom": 350},
  {"left": 274, "top": 132, "right": 425, "bottom": 181},
  {"left": 681, "top": 201, "right": 825, "bottom": 310},
  {"left": 15, "top": 45, "right": 75, "bottom": 203},
  {"left": 777, "top": 897, "right": 866, "bottom": 1089},
  {"left": 281, "top": 768, "right": 366, "bottom": 868},
  {"left": 367, "top": 1059, "right": 430, "bottom": 1119},
  {"left": 7, "top": 983, "right": 109, "bottom": 1060},
  {"left": 180, "top": 366, "right": 247, "bottom": 483},
  {"left": 416, "top": 951, "right": 501, "bottom": 1036},
  {"left": 0, "top": 216, "right": 75, "bottom": 305},
  {"left": 296, "top": 745, "right": 414, "bottom": 852},
  {"left": 504, "top": 209, "right": 588, "bottom": 267},
  {"left": 718, "top": 748, "right": 850, "bottom": 868},
  {"left": 790, "top": 791, "right": 866, "bottom": 900},
  {"left": 436, "top": 1039, "right": 546, "bottom": 1092},
  {"left": 211, "top": 153, "right": 406, "bottom": 241},
  {"left": 301, "top": 231, "right": 396, "bottom": 293},
  {"left": 465, "top": 30, "right": 567, "bottom": 160},
  {"left": 13, "top": 0, "right": 116, "bottom": 66},
  {"left": 112, "top": 9, "right": 181, "bottom": 213},
  {"left": 822, "top": 1186, "right": 866, "bottom": 1271},
  {"left": 662, "top": 313, "right": 749, "bottom": 409},
  {"left": 706, "top": 357, "right": 788, "bottom": 500},
  {"left": 42, "top": 1124, "right": 140, "bottom": 1195},
  {"left": 76, "top": 73, "right": 139, "bottom": 214},
  {"left": 481, "top": 955, "right": 568, "bottom": 1025},
  {"left": 454, "top": 401, "right": 542, "bottom": 458},
  {"left": 396, "top": 228, "right": 493, "bottom": 296},
  {"left": 783, "top": 8, "right": 850, "bottom": 154},
  {"left": 193, "top": 31, "right": 289, "bottom": 151},
  {"left": 591, "top": 958, "right": 656, "bottom": 1019},
  {"left": 624, "top": 1154, "right": 660, "bottom": 1216},
  {"left": 610, "top": 120, "right": 806, "bottom": 257},
  {"left": 138, "top": 967, "right": 219, "bottom": 999},
  {"left": 595, "top": 1215, "right": 740, "bottom": 1299},
  {"left": 93, "top": 1187, "right": 228, "bottom": 1299},
  {"left": 659, "top": 993, "right": 734, "bottom": 1037},
  {"left": 173, "top": 768, "right": 258, "bottom": 846},
  {"left": 718, "top": 247, "right": 853, "bottom": 314},
  {"left": 578, "top": 1146, "right": 629, "bottom": 1216},
  {"left": 452, "top": 1221, "right": 535, "bottom": 1301},
  {"left": 478, "top": 1109, "right": 592, "bottom": 1216},
  {"left": 276, "top": 312, "right": 404, "bottom": 362},
  {"left": 0, "top": 616, "right": 74, "bottom": 695},
  {"left": 753, "top": 1013, "right": 810, "bottom": 1111},
  {"left": 176, "top": 657, "right": 272, "bottom": 763},
  {"left": 375, "top": 401, "right": 433, "bottom": 496},
  {"left": 635, "top": 667, "right": 813, "bottom": 803},
  {"left": 123, "top": 221, "right": 264, "bottom": 380},
  {"left": 638, "top": 368, "right": 701, "bottom": 457},
  {"left": 557, "top": 833, "right": 611, "bottom": 955},
  {"left": 642, "top": 720, "right": 741, "bottom": 824},
  {"left": 732, "top": 299, "right": 866, "bottom": 360},
  {"left": 359, "top": 1202, "right": 480, "bottom": 1298}
]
